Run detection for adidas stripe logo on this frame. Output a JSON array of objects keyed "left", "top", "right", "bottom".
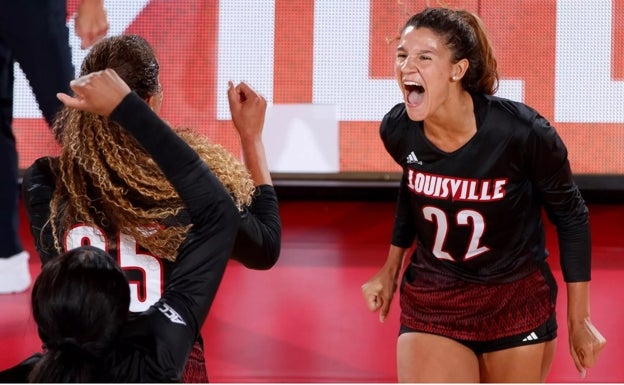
[
  {"left": 406, "top": 151, "right": 422, "bottom": 165},
  {"left": 522, "top": 332, "right": 539, "bottom": 341}
]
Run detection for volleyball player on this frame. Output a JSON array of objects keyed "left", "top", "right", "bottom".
[
  {"left": 1, "top": 68, "right": 238, "bottom": 382},
  {"left": 361, "top": 7, "right": 605, "bottom": 382},
  {"left": 20, "top": 35, "right": 280, "bottom": 382}
]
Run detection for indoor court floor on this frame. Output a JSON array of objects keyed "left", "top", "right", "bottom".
[{"left": 0, "top": 197, "right": 622, "bottom": 383}]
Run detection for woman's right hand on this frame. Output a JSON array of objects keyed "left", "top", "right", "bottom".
[
  {"left": 57, "top": 69, "right": 131, "bottom": 117},
  {"left": 361, "top": 263, "right": 400, "bottom": 323}
]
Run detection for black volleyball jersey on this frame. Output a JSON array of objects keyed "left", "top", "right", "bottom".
[
  {"left": 23, "top": 160, "right": 280, "bottom": 311},
  {"left": 2, "top": 92, "right": 240, "bottom": 382},
  {"left": 381, "top": 93, "right": 590, "bottom": 284},
  {"left": 22, "top": 126, "right": 281, "bottom": 313}
]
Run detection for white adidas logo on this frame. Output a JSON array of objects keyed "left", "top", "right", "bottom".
[
  {"left": 406, "top": 151, "right": 422, "bottom": 165},
  {"left": 522, "top": 332, "right": 539, "bottom": 342}
]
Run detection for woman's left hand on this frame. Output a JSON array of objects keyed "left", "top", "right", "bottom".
[
  {"left": 568, "top": 317, "right": 606, "bottom": 378},
  {"left": 226, "top": 81, "right": 267, "bottom": 142}
]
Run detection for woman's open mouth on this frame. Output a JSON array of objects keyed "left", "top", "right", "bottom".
[{"left": 404, "top": 81, "right": 424, "bottom": 106}]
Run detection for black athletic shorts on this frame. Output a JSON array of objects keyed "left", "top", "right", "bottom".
[{"left": 399, "top": 312, "right": 557, "bottom": 354}]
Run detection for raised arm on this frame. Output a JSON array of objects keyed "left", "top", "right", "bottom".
[
  {"left": 226, "top": 81, "right": 282, "bottom": 269},
  {"left": 57, "top": 69, "right": 240, "bottom": 381}
]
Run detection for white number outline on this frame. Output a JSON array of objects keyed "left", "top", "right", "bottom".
[
  {"left": 64, "top": 224, "right": 164, "bottom": 312},
  {"left": 422, "top": 206, "right": 490, "bottom": 262}
]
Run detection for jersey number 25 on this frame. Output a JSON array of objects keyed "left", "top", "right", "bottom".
[{"left": 64, "top": 224, "right": 164, "bottom": 312}]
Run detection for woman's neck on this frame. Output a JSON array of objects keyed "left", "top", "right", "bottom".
[{"left": 423, "top": 90, "right": 476, "bottom": 153}]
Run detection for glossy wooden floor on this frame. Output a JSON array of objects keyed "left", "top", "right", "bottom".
[{"left": 1, "top": 197, "right": 622, "bottom": 382}]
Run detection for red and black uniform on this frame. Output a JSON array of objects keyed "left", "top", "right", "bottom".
[
  {"left": 22, "top": 166, "right": 280, "bottom": 272},
  {"left": 1, "top": 92, "right": 240, "bottom": 382},
  {"left": 381, "top": 93, "right": 590, "bottom": 343},
  {"left": 19, "top": 100, "right": 281, "bottom": 382}
]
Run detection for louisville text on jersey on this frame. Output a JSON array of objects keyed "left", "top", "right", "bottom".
[{"left": 406, "top": 169, "right": 508, "bottom": 202}]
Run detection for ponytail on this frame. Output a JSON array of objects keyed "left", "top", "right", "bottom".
[
  {"left": 30, "top": 246, "right": 130, "bottom": 382},
  {"left": 28, "top": 344, "right": 98, "bottom": 383},
  {"left": 403, "top": 7, "right": 499, "bottom": 95},
  {"left": 456, "top": 10, "right": 498, "bottom": 95}
]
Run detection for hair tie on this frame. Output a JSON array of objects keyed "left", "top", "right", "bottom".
[{"left": 45, "top": 338, "right": 96, "bottom": 359}]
